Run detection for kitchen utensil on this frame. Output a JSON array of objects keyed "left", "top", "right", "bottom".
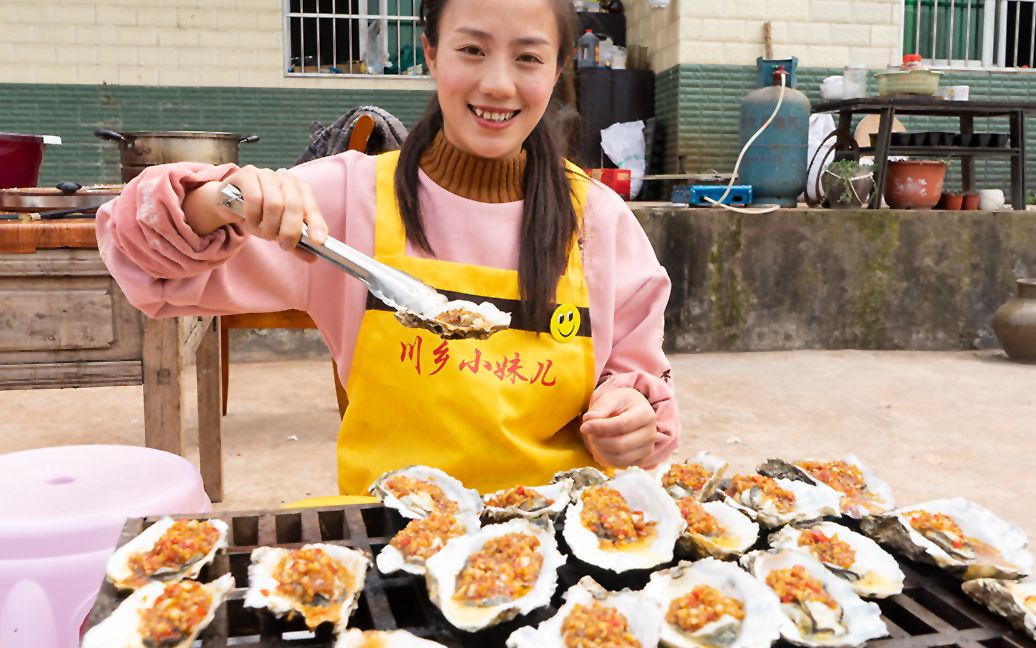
[
  {"left": 0, "top": 185, "right": 122, "bottom": 212},
  {"left": 875, "top": 69, "right": 943, "bottom": 96},
  {"left": 94, "top": 129, "right": 261, "bottom": 182},
  {"left": 0, "top": 133, "right": 61, "bottom": 190},
  {"left": 0, "top": 207, "right": 97, "bottom": 221},
  {"left": 216, "top": 183, "right": 447, "bottom": 318}
]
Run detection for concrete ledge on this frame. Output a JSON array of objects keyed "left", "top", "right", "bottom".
[{"left": 634, "top": 206, "right": 1036, "bottom": 352}]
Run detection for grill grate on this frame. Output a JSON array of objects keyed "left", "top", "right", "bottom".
[{"left": 83, "top": 505, "right": 1036, "bottom": 647}]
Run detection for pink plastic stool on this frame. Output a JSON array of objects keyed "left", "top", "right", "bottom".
[{"left": 0, "top": 444, "right": 212, "bottom": 648}]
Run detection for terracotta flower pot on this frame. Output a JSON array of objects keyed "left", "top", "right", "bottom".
[
  {"left": 883, "top": 160, "right": 947, "bottom": 209},
  {"left": 992, "top": 278, "right": 1036, "bottom": 363},
  {"left": 941, "top": 192, "right": 963, "bottom": 210},
  {"left": 962, "top": 193, "right": 980, "bottom": 210}
]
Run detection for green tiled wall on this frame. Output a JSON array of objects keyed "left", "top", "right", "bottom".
[
  {"left": 0, "top": 84, "right": 435, "bottom": 185},
  {"left": 654, "top": 64, "right": 1036, "bottom": 196}
]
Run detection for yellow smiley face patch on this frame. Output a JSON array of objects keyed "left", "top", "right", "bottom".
[{"left": 549, "top": 303, "right": 581, "bottom": 342}]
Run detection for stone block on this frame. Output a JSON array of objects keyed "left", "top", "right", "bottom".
[{"left": 633, "top": 207, "right": 1036, "bottom": 352}]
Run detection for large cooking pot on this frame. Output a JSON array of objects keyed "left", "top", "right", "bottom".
[{"left": 94, "top": 129, "right": 260, "bottom": 182}]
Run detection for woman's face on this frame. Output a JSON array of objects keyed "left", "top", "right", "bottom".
[{"left": 423, "top": 0, "right": 562, "bottom": 160}]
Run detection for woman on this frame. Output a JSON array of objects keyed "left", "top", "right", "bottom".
[{"left": 97, "top": 0, "right": 679, "bottom": 495}]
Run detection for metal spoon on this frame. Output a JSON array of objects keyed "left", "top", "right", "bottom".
[{"left": 216, "top": 183, "right": 447, "bottom": 318}]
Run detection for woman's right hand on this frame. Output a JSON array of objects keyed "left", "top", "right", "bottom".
[
  {"left": 183, "top": 165, "right": 328, "bottom": 260},
  {"left": 221, "top": 165, "right": 328, "bottom": 253}
]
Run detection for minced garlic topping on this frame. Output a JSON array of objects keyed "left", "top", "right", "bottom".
[
  {"left": 798, "top": 528, "right": 856, "bottom": 569},
  {"left": 562, "top": 602, "right": 642, "bottom": 648},
  {"left": 453, "top": 533, "right": 543, "bottom": 605},
  {"left": 666, "top": 584, "right": 745, "bottom": 634},
  {"left": 580, "top": 486, "right": 657, "bottom": 549}
]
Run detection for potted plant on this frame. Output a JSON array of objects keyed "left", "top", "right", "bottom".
[{"left": 821, "top": 159, "right": 874, "bottom": 208}]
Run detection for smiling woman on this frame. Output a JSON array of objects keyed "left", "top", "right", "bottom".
[{"left": 96, "top": 0, "right": 680, "bottom": 498}]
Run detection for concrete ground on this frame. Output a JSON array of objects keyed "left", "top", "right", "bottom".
[{"left": 2, "top": 350, "right": 1034, "bottom": 547}]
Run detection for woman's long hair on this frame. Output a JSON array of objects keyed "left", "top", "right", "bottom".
[{"left": 394, "top": 0, "right": 580, "bottom": 332}]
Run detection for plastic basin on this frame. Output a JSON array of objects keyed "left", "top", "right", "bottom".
[
  {"left": 875, "top": 69, "right": 943, "bottom": 97},
  {"left": 0, "top": 133, "right": 47, "bottom": 189}
]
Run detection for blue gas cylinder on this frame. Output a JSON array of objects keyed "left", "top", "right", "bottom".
[{"left": 738, "top": 68, "right": 810, "bottom": 207}]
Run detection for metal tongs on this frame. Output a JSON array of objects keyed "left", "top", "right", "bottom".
[{"left": 217, "top": 183, "right": 446, "bottom": 317}]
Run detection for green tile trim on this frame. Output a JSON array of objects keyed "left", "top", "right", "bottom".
[
  {"left": 655, "top": 63, "right": 1036, "bottom": 197},
  {"left": 0, "top": 84, "right": 435, "bottom": 185}
]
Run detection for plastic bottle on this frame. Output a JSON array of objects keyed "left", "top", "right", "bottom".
[
  {"left": 901, "top": 53, "right": 925, "bottom": 70},
  {"left": 576, "top": 29, "right": 599, "bottom": 69}
]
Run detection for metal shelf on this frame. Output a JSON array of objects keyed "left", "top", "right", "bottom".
[{"left": 860, "top": 146, "right": 1019, "bottom": 156}]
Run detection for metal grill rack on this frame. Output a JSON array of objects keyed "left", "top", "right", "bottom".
[{"left": 83, "top": 505, "right": 1036, "bottom": 647}]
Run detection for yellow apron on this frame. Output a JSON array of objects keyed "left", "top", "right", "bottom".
[{"left": 335, "top": 151, "right": 599, "bottom": 495}]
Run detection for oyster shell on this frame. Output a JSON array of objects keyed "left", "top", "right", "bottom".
[
  {"left": 106, "top": 516, "right": 228, "bottom": 591},
  {"left": 656, "top": 451, "right": 728, "bottom": 501},
  {"left": 506, "top": 576, "right": 663, "bottom": 648},
  {"left": 674, "top": 498, "right": 760, "bottom": 561},
  {"left": 244, "top": 543, "right": 370, "bottom": 631},
  {"left": 860, "top": 498, "right": 1032, "bottom": 580},
  {"left": 643, "top": 558, "right": 787, "bottom": 648},
  {"left": 961, "top": 577, "right": 1036, "bottom": 641},
  {"left": 377, "top": 508, "right": 480, "bottom": 572},
  {"left": 722, "top": 473, "right": 842, "bottom": 529},
  {"left": 424, "top": 518, "right": 565, "bottom": 632},
  {"left": 82, "top": 574, "right": 234, "bottom": 648},
  {"left": 482, "top": 479, "right": 574, "bottom": 523},
  {"left": 758, "top": 456, "right": 894, "bottom": 518},
  {"left": 741, "top": 549, "right": 888, "bottom": 647},
  {"left": 397, "top": 299, "right": 511, "bottom": 340},
  {"left": 769, "top": 522, "right": 904, "bottom": 598},
  {"left": 562, "top": 467, "right": 686, "bottom": 573},
  {"left": 336, "top": 629, "right": 449, "bottom": 647},
  {"left": 369, "top": 465, "right": 484, "bottom": 520},
  {"left": 552, "top": 466, "right": 609, "bottom": 490},
  {"left": 376, "top": 510, "right": 481, "bottom": 576}
]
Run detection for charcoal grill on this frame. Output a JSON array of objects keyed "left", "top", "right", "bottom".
[{"left": 82, "top": 504, "right": 1036, "bottom": 647}]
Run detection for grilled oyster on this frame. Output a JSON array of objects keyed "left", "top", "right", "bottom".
[
  {"left": 860, "top": 498, "right": 1032, "bottom": 580},
  {"left": 961, "top": 577, "right": 1036, "bottom": 641},
  {"left": 741, "top": 549, "right": 887, "bottom": 647},
  {"left": 106, "top": 516, "right": 228, "bottom": 591},
  {"left": 758, "top": 456, "right": 894, "bottom": 518},
  {"left": 674, "top": 497, "right": 760, "bottom": 561},
  {"left": 336, "top": 629, "right": 449, "bottom": 647},
  {"left": 369, "top": 465, "right": 484, "bottom": 520},
  {"left": 82, "top": 574, "right": 233, "bottom": 648},
  {"left": 643, "top": 559, "right": 787, "bottom": 648},
  {"left": 562, "top": 467, "right": 686, "bottom": 573},
  {"left": 424, "top": 518, "right": 565, "bottom": 632},
  {"left": 377, "top": 510, "right": 481, "bottom": 575},
  {"left": 769, "top": 522, "right": 904, "bottom": 598},
  {"left": 722, "top": 473, "right": 841, "bottom": 529},
  {"left": 482, "top": 479, "right": 573, "bottom": 523},
  {"left": 397, "top": 299, "right": 510, "bottom": 340},
  {"left": 656, "top": 451, "right": 728, "bottom": 501},
  {"left": 506, "top": 576, "right": 663, "bottom": 648},
  {"left": 552, "top": 466, "right": 609, "bottom": 490},
  {"left": 244, "top": 543, "right": 370, "bottom": 632}
]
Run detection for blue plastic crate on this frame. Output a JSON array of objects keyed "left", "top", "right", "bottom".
[{"left": 672, "top": 184, "right": 753, "bottom": 206}]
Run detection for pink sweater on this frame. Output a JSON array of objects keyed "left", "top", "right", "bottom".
[{"left": 96, "top": 152, "right": 680, "bottom": 465}]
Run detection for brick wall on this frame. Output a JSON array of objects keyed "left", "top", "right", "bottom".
[
  {"left": 0, "top": 0, "right": 433, "bottom": 91},
  {"left": 627, "top": 0, "right": 902, "bottom": 71}
]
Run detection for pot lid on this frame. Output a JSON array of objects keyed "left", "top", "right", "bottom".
[{"left": 113, "top": 130, "right": 246, "bottom": 139}]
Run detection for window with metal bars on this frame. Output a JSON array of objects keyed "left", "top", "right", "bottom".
[
  {"left": 285, "top": 0, "right": 426, "bottom": 76},
  {"left": 903, "top": 0, "right": 1036, "bottom": 68}
]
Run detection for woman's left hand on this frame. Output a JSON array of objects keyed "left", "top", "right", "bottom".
[{"left": 580, "top": 387, "right": 657, "bottom": 468}]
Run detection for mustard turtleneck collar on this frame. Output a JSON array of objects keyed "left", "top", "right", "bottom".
[{"left": 419, "top": 131, "right": 526, "bottom": 203}]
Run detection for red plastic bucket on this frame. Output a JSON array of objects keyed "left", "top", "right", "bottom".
[{"left": 0, "top": 133, "right": 46, "bottom": 189}]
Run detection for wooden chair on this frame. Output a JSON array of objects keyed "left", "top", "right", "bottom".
[{"left": 220, "top": 114, "right": 376, "bottom": 418}]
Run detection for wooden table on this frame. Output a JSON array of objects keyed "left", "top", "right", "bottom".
[
  {"left": 0, "top": 218, "right": 225, "bottom": 502},
  {"left": 813, "top": 97, "right": 1036, "bottom": 209}
]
